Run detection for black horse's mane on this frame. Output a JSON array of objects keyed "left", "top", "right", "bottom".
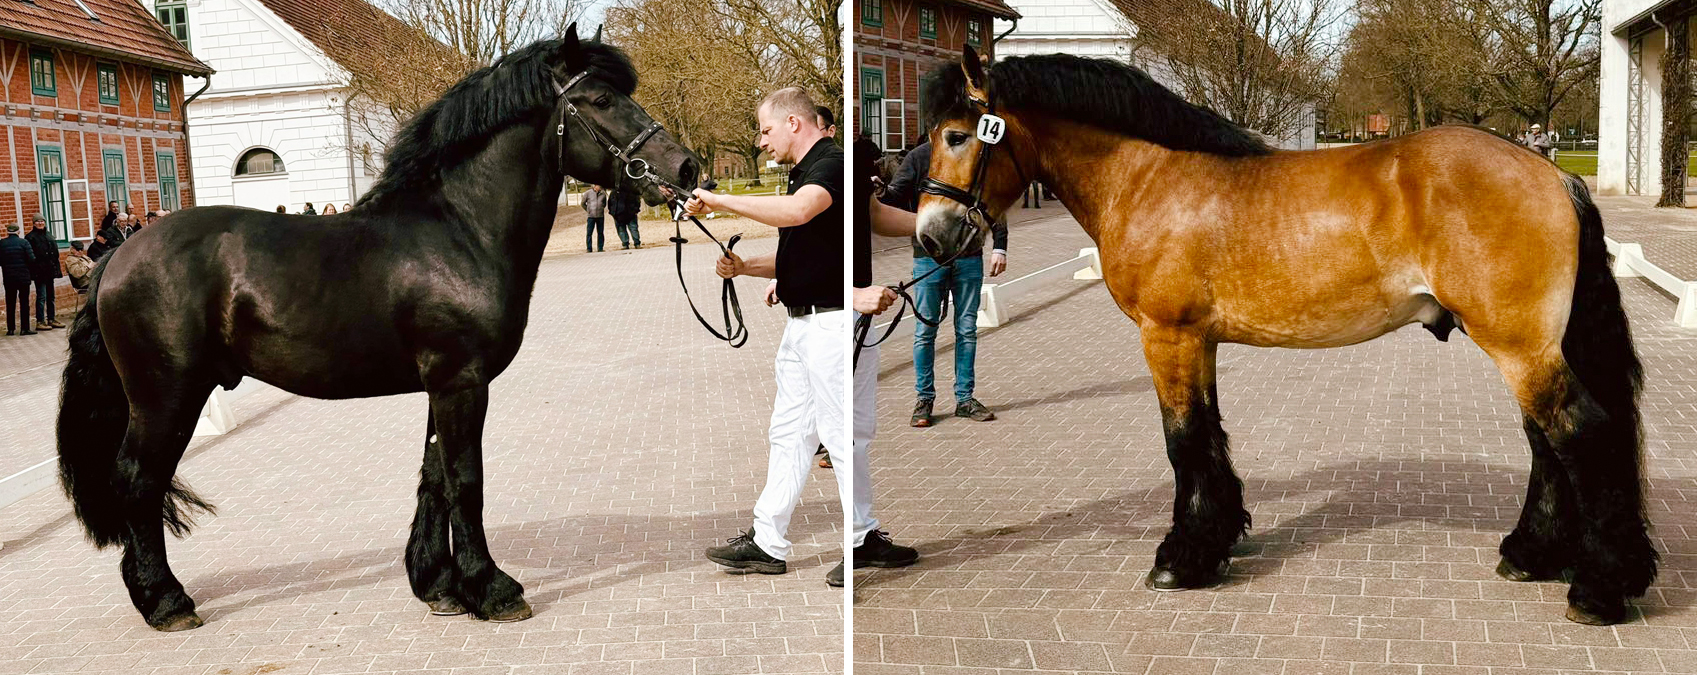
[
  {"left": 921, "top": 54, "right": 1271, "bottom": 157},
  {"left": 360, "top": 38, "right": 639, "bottom": 207}
]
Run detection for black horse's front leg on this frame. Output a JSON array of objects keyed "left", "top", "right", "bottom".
[
  {"left": 1141, "top": 331, "right": 1249, "bottom": 591},
  {"left": 406, "top": 416, "right": 464, "bottom": 615},
  {"left": 429, "top": 385, "right": 531, "bottom": 622}
]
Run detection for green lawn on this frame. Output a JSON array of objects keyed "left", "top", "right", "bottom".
[{"left": 1554, "top": 150, "right": 1697, "bottom": 177}]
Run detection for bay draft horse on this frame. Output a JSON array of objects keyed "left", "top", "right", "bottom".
[
  {"left": 915, "top": 46, "right": 1656, "bottom": 625},
  {"left": 56, "top": 25, "right": 701, "bottom": 631}
]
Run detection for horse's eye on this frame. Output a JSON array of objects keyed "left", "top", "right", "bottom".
[
  {"left": 945, "top": 131, "right": 969, "bottom": 147},
  {"left": 594, "top": 95, "right": 611, "bottom": 108}
]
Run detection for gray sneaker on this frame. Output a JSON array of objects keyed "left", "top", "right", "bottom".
[
  {"left": 954, "top": 398, "right": 996, "bottom": 421},
  {"left": 910, "top": 398, "right": 934, "bottom": 427}
]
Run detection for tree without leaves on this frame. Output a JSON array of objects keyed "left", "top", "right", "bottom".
[
  {"left": 1452, "top": 0, "right": 1600, "bottom": 127},
  {"left": 1115, "top": 0, "right": 1341, "bottom": 141}
]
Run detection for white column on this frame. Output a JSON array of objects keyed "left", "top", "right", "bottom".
[{"left": 1599, "top": 20, "right": 1633, "bottom": 195}]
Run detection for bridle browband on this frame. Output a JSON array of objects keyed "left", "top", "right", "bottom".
[{"left": 553, "top": 69, "right": 748, "bottom": 348}]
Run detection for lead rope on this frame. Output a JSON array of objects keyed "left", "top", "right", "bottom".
[
  {"left": 853, "top": 248, "right": 961, "bottom": 368},
  {"left": 667, "top": 191, "right": 748, "bottom": 348}
]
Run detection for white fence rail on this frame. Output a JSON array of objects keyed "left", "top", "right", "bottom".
[
  {"left": 1605, "top": 236, "right": 1697, "bottom": 327},
  {"left": 978, "top": 248, "right": 1102, "bottom": 327}
]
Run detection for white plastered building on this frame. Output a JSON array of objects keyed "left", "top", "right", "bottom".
[
  {"left": 143, "top": 0, "right": 397, "bottom": 212},
  {"left": 1598, "top": 0, "right": 1690, "bottom": 196}
]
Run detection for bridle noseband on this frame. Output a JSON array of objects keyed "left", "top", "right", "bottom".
[{"left": 553, "top": 69, "right": 748, "bottom": 348}]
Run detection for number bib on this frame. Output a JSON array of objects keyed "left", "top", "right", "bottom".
[{"left": 976, "top": 114, "right": 1006, "bottom": 144}]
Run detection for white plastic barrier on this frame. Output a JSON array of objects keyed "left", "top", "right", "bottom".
[
  {"left": 978, "top": 248, "right": 1102, "bottom": 327},
  {"left": 0, "top": 458, "right": 57, "bottom": 511},
  {"left": 193, "top": 377, "right": 269, "bottom": 436},
  {"left": 1605, "top": 236, "right": 1697, "bottom": 327}
]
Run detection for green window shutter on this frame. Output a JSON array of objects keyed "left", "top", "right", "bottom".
[
  {"left": 98, "top": 64, "right": 119, "bottom": 105},
  {"left": 920, "top": 7, "right": 937, "bottom": 39},
  {"left": 153, "top": 73, "right": 171, "bottom": 111},
  {"left": 37, "top": 149, "right": 68, "bottom": 242},
  {"left": 30, "top": 51, "right": 56, "bottom": 97},
  {"left": 103, "top": 150, "right": 128, "bottom": 213},
  {"left": 862, "top": 0, "right": 882, "bottom": 27},
  {"left": 156, "top": 152, "right": 179, "bottom": 211}
]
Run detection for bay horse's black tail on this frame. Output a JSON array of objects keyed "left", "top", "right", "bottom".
[
  {"left": 1560, "top": 174, "right": 1656, "bottom": 593},
  {"left": 57, "top": 262, "right": 212, "bottom": 548}
]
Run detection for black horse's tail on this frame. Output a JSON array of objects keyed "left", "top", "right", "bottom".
[
  {"left": 1561, "top": 174, "right": 1643, "bottom": 444},
  {"left": 1560, "top": 174, "right": 1657, "bottom": 594},
  {"left": 57, "top": 263, "right": 211, "bottom": 548}
]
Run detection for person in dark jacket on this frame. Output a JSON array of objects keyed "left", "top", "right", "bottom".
[
  {"left": 0, "top": 225, "right": 36, "bottom": 335},
  {"left": 98, "top": 201, "right": 120, "bottom": 235},
  {"left": 25, "top": 216, "right": 62, "bottom": 330},
  {"left": 87, "top": 231, "right": 113, "bottom": 262},
  {"left": 879, "top": 139, "right": 1009, "bottom": 426},
  {"left": 608, "top": 187, "right": 642, "bottom": 248}
]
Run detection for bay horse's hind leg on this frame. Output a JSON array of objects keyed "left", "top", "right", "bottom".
[
  {"left": 1496, "top": 421, "right": 1578, "bottom": 582},
  {"left": 1478, "top": 341, "right": 1655, "bottom": 624},
  {"left": 116, "top": 379, "right": 217, "bottom": 631},
  {"left": 429, "top": 384, "right": 531, "bottom": 621},
  {"left": 406, "top": 415, "right": 465, "bottom": 616},
  {"left": 1140, "top": 328, "right": 1249, "bottom": 590}
]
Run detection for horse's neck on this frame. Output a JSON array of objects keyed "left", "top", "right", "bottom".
[
  {"left": 441, "top": 123, "right": 564, "bottom": 273},
  {"left": 1025, "top": 119, "right": 1187, "bottom": 242}
]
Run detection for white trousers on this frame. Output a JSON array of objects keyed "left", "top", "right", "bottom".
[
  {"left": 752, "top": 310, "right": 864, "bottom": 560},
  {"left": 851, "top": 321, "right": 880, "bottom": 547}
]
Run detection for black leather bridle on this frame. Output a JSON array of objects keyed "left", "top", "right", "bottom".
[
  {"left": 554, "top": 70, "right": 748, "bottom": 348},
  {"left": 854, "top": 89, "right": 1023, "bottom": 367}
]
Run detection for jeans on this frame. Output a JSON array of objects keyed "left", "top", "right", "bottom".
[
  {"left": 33, "top": 278, "right": 53, "bottom": 324},
  {"left": 585, "top": 216, "right": 605, "bottom": 251},
  {"left": 4, "top": 281, "right": 29, "bottom": 332},
  {"left": 620, "top": 216, "right": 641, "bottom": 247},
  {"left": 612, "top": 217, "right": 632, "bottom": 248},
  {"left": 911, "top": 255, "right": 983, "bottom": 402}
]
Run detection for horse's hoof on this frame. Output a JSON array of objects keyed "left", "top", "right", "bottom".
[
  {"left": 426, "top": 597, "right": 468, "bottom": 616},
  {"left": 1143, "top": 565, "right": 1225, "bottom": 592},
  {"left": 1565, "top": 597, "right": 1628, "bottom": 626},
  {"left": 1496, "top": 558, "right": 1538, "bottom": 582},
  {"left": 479, "top": 598, "right": 533, "bottom": 623},
  {"left": 151, "top": 612, "right": 204, "bottom": 632}
]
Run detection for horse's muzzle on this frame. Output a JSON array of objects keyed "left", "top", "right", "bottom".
[{"left": 916, "top": 206, "right": 980, "bottom": 262}]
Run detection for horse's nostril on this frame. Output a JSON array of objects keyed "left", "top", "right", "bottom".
[{"left": 679, "top": 159, "right": 699, "bottom": 189}]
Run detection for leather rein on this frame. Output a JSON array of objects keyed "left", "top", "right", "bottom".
[{"left": 554, "top": 70, "right": 748, "bottom": 348}]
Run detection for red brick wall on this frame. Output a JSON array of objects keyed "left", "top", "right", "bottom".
[
  {"left": 853, "top": 0, "right": 1000, "bottom": 150},
  {"left": 0, "top": 37, "right": 194, "bottom": 253}
]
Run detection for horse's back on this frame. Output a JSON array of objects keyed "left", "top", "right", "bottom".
[{"left": 96, "top": 206, "right": 442, "bottom": 399}]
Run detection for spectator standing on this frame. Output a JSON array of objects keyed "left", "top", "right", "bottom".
[
  {"left": 25, "top": 216, "right": 62, "bottom": 330},
  {"left": 64, "top": 242, "right": 94, "bottom": 293},
  {"left": 322, "top": 203, "right": 338, "bottom": 216},
  {"left": 275, "top": 205, "right": 287, "bottom": 213},
  {"left": 880, "top": 138, "right": 1009, "bottom": 427},
  {"left": 609, "top": 187, "right": 642, "bottom": 248},
  {"left": 582, "top": 184, "right": 609, "bottom": 251},
  {"left": 1523, "top": 124, "right": 1553, "bottom": 158},
  {"left": 0, "top": 225, "right": 36, "bottom": 335},
  {"left": 302, "top": 202, "right": 317, "bottom": 215},
  {"left": 99, "top": 201, "right": 121, "bottom": 234}
]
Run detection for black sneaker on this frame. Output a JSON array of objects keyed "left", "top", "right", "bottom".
[
  {"left": 705, "top": 528, "right": 786, "bottom": 574},
  {"left": 910, "top": 398, "right": 934, "bottom": 427},
  {"left": 826, "top": 562, "right": 844, "bottom": 587},
  {"left": 854, "top": 530, "right": 919, "bottom": 569},
  {"left": 954, "top": 398, "right": 996, "bottom": 421}
]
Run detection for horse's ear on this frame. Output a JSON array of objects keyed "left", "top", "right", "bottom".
[
  {"left": 961, "top": 44, "right": 987, "bottom": 102},
  {"left": 555, "top": 23, "right": 587, "bottom": 70},
  {"left": 592, "top": 25, "right": 603, "bottom": 43}
]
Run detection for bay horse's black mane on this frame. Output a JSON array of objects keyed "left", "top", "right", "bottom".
[
  {"left": 360, "top": 38, "right": 639, "bottom": 208},
  {"left": 921, "top": 53, "right": 1272, "bottom": 157}
]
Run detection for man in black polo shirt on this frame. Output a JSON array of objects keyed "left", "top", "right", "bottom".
[{"left": 683, "top": 87, "right": 857, "bottom": 585}]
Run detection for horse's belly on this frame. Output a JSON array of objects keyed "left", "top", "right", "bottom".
[{"left": 1218, "top": 290, "right": 1446, "bottom": 349}]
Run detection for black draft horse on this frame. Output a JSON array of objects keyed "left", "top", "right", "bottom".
[{"left": 56, "top": 25, "right": 700, "bottom": 631}]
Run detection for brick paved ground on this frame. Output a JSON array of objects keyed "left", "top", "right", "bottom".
[
  {"left": 0, "top": 236, "right": 844, "bottom": 675},
  {"left": 856, "top": 198, "right": 1697, "bottom": 675}
]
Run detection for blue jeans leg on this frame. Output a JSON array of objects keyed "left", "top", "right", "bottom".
[
  {"left": 34, "top": 279, "right": 52, "bottom": 324},
  {"left": 950, "top": 257, "right": 984, "bottom": 402},
  {"left": 910, "top": 257, "right": 950, "bottom": 401},
  {"left": 586, "top": 217, "right": 604, "bottom": 251},
  {"left": 612, "top": 218, "right": 631, "bottom": 247},
  {"left": 624, "top": 217, "right": 641, "bottom": 246}
]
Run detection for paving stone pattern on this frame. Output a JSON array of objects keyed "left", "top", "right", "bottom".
[
  {"left": 856, "top": 198, "right": 1697, "bottom": 675},
  {"left": 0, "top": 238, "right": 845, "bottom": 675}
]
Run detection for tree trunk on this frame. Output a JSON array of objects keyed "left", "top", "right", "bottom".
[{"left": 1660, "top": 15, "right": 1691, "bottom": 207}]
